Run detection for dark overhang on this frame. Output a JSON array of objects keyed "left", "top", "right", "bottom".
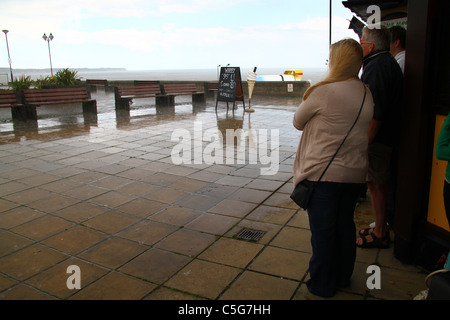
[{"left": 342, "top": 0, "right": 408, "bottom": 22}]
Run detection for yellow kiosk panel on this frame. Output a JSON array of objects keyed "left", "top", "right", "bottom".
[{"left": 428, "top": 114, "right": 450, "bottom": 232}]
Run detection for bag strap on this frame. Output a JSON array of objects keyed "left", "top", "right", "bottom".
[{"left": 317, "top": 84, "right": 367, "bottom": 183}]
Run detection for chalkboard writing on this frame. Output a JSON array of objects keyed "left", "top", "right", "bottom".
[{"left": 216, "top": 67, "right": 245, "bottom": 107}]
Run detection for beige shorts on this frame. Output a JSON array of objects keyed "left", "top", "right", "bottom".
[{"left": 367, "top": 142, "right": 393, "bottom": 184}]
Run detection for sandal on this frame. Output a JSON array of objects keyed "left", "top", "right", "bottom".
[
  {"left": 359, "top": 227, "right": 373, "bottom": 237},
  {"left": 359, "top": 225, "right": 390, "bottom": 237},
  {"left": 356, "top": 232, "right": 390, "bottom": 249}
]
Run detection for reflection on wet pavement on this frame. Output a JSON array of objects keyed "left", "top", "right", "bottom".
[{"left": 0, "top": 90, "right": 302, "bottom": 149}]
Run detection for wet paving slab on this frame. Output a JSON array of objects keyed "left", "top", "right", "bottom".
[{"left": 0, "top": 90, "right": 428, "bottom": 301}]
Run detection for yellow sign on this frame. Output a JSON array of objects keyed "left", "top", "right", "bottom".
[{"left": 428, "top": 114, "right": 450, "bottom": 232}]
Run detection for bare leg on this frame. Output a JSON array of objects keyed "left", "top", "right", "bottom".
[{"left": 357, "top": 181, "right": 388, "bottom": 246}]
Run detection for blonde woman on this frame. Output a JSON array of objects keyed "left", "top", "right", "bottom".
[{"left": 293, "top": 38, "right": 374, "bottom": 298}]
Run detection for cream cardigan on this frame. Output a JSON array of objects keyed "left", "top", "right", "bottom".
[{"left": 293, "top": 79, "right": 374, "bottom": 187}]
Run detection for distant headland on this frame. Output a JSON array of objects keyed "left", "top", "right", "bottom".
[{"left": 0, "top": 67, "right": 126, "bottom": 73}]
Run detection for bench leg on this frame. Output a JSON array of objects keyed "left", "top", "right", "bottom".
[
  {"left": 156, "top": 105, "right": 175, "bottom": 115},
  {"left": 207, "top": 90, "right": 217, "bottom": 100},
  {"left": 11, "top": 105, "right": 37, "bottom": 121},
  {"left": 82, "top": 100, "right": 97, "bottom": 114},
  {"left": 12, "top": 119, "right": 38, "bottom": 132},
  {"left": 82, "top": 101, "right": 98, "bottom": 125},
  {"left": 115, "top": 98, "right": 131, "bottom": 110},
  {"left": 156, "top": 96, "right": 175, "bottom": 107},
  {"left": 11, "top": 107, "right": 26, "bottom": 122},
  {"left": 116, "top": 109, "right": 131, "bottom": 125},
  {"left": 192, "top": 93, "right": 205, "bottom": 104},
  {"left": 11, "top": 106, "right": 38, "bottom": 131}
]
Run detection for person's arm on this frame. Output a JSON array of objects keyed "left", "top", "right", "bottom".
[
  {"left": 368, "top": 119, "right": 381, "bottom": 144},
  {"left": 363, "top": 61, "right": 390, "bottom": 144},
  {"left": 436, "top": 114, "right": 450, "bottom": 161},
  {"left": 293, "top": 89, "right": 321, "bottom": 131}
]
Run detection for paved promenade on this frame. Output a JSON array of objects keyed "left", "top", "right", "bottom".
[{"left": 0, "top": 90, "right": 427, "bottom": 300}]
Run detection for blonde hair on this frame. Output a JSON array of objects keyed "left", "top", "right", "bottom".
[{"left": 303, "top": 38, "right": 363, "bottom": 100}]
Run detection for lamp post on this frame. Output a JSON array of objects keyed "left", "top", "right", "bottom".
[
  {"left": 2, "top": 30, "right": 14, "bottom": 82},
  {"left": 329, "top": 0, "right": 332, "bottom": 46},
  {"left": 42, "top": 33, "right": 54, "bottom": 76}
]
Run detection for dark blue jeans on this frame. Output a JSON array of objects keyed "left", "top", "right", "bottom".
[
  {"left": 306, "top": 181, "right": 362, "bottom": 298},
  {"left": 443, "top": 180, "right": 450, "bottom": 226}
]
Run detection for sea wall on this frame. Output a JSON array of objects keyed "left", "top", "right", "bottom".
[
  {"left": 105, "top": 80, "right": 310, "bottom": 98},
  {"left": 241, "top": 80, "right": 310, "bottom": 97}
]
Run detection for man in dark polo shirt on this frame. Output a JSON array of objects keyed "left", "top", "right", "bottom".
[{"left": 357, "top": 26, "right": 403, "bottom": 248}]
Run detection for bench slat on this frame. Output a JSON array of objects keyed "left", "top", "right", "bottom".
[
  {"left": 118, "top": 87, "right": 161, "bottom": 94},
  {"left": 0, "top": 90, "right": 21, "bottom": 107},
  {"left": 0, "top": 90, "right": 17, "bottom": 99},
  {"left": 162, "top": 83, "right": 203, "bottom": 95},
  {"left": 0, "top": 100, "right": 18, "bottom": 105},
  {"left": 0, "top": 98, "right": 17, "bottom": 104},
  {"left": 24, "top": 88, "right": 88, "bottom": 94},
  {"left": 0, "top": 96, "right": 17, "bottom": 104},
  {"left": 87, "top": 79, "right": 108, "bottom": 86},
  {"left": 24, "top": 93, "right": 89, "bottom": 101},
  {"left": 25, "top": 92, "right": 89, "bottom": 99},
  {"left": 27, "top": 99, "right": 94, "bottom": 106},
  {"left": 23, "top": 88, "right": 91, "bottom": 104},
  {"left": 207, "top": 83, "right": 219, "bottom": 90},
  {"left": 134, "top": 80, "right": 159, "bottom": 86},
  {"left": 117, "top": 85, "right": 162, "bottom": 98}
]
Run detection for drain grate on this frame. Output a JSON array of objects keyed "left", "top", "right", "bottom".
[{"left": 236, "top": 228, "right": 266, "bottom": 241}]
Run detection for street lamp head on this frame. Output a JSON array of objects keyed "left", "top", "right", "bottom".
[
  {"left": 2, "top": 30, "right": 8, "bottom": 34},
  {"left": 42, "top": 32, "right": 54, "bottom": 76},
  {"left": 43, "top": 33, "right": 54, "bottom": 41}
]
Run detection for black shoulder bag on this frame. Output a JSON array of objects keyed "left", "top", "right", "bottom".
[{"left": 290, "top": 86, "right": 367, "bottom": 210}]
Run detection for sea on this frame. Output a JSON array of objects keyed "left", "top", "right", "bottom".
[{"left": 0, "top": 67, "right": 327, "bottom": 85}]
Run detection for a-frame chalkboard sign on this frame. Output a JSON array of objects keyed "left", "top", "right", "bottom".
[{"left": 215, "top": 66, "right": 246, "bottom": 110}]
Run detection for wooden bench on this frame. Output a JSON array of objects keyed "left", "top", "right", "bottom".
[
  {"left": 0, "top": 90, "right": 26, "bottom": 122},
  {"left": 22, "top": 87, "right": 97, "bottom": 122},
  {"left": 86, "top": 79, "right": 108, "bottom": 87},
  {"left": 134, "top": 80, "right": 159, "bottom": 86},
  {"left": 160, "top": 83, "right": 205, "bottom": 106},
  {"left": 0, "top": 90, "right": 21, "bottom": 108},
  {"left": 86, "top": 79, "right": 111, "bottom": 94},
  {"left": 205, "top": 82, "right": 219, "bottom": 98},
  {"left": 207, "top": 82, "right": 219, "bottom": 91},
  {"left": 114, "top": 84, "right": 163, "bottom": 109}
]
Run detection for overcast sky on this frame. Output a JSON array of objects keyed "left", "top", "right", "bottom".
[{"left": 0, "top": 0, "right": 360, "bottom": 70}]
